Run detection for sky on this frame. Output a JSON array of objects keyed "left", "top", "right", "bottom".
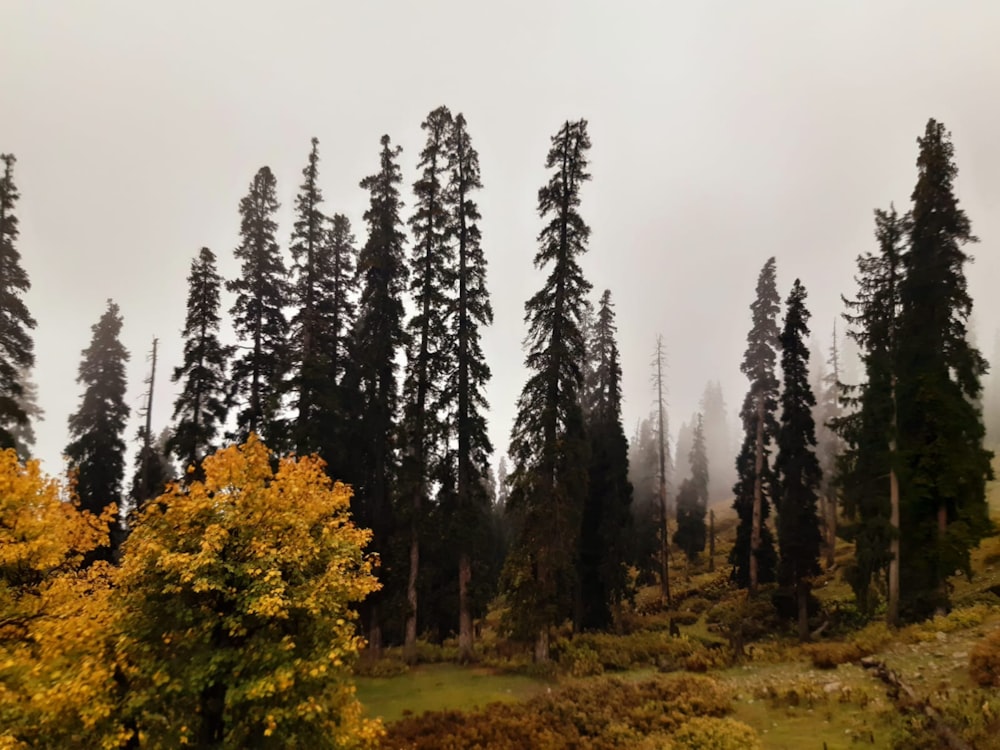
[{"left": 3, "top": 1, "right": 1000, "bottom": 485}]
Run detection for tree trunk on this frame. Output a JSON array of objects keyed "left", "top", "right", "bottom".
[
  {"left": 368, "top": 606, "right": 382, "bottom": 660},
  {"left": 936, "top": 502, "right": 949, "bottom": 616},
  {"left": 888, "top": 376, "right": 900, "bottom": 628},
  {"left": 458, "top": 553, "right": 474, "bottom": 662},
  {"left": 708, "top": 510, "right": 715, "bottom": 572},
  {"left": 797, "top": 581, "right": 810, "bottom": 641},
  {"left": 825, "top": 489, "right": 837, "bottom": 569},
  {"left": 888, "top": 467, "right": 901, "bottom": 627},
  {"left": 534, "top": 626, "right": 549, "bottom": 663},
  {"left": 750, "top": 398, "right": 765, "bottom": 594},
  {"left": 198, "top": 681, "right": 226, "bottom": 746},
  {"left": 404, "top": 531, "right": 419, "bottom": 663}
]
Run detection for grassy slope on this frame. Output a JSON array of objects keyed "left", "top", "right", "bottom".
[{"left": 357, "top": 463, "right": 1000, "bottom": 747}]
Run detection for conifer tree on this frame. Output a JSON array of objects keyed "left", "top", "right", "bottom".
[
  {"left": 812, "top": 324, "right": 842, "bottom": 569},
  {"left": 579, "top": 290, "right": 633, "bottom": 630},
  {"left": 444, "top": 112, "right": 494, "bottom": 660},
  {"left": 288, "top": 138, "right": 336, "bottom": 457},
  {"left": 169, "top": 248, "right": 231, "bottom": 480},
  {"left": 839, "top": 205, "right": 906, "bottom": 618},
  {"left": 9, "top": 367, "right": 42, "bottom": 459},
  {"left": 690, "top": 413, "right": 709, "bottom": 509},
  {"left": 628, "top": 415, "right": 663, "bottom": 583},
  {"left": 674, "top": 414, "right": 708, "bottom": 564},
  {"left": 673, "top": 479, "right": 704, "bottom": 564},
  {"left": 228, "top": 166, "right": 290, "bottom": 449},
  {"left": 65, "top": 300, "right": 130, "bottom": 562},
  {"left": 730, "top": 257, "right": 780, "bottom": 592},
  {"left": 503, "top": 120, "right": 592, "bottom": 661},
  {"left": 896, "top": 119, "right": 992, "bottom": 618},
  {"left": 0, "top": 154, "right": 37, "bottom": 451},
  {"left": 349, "top": 135, "right": 409, "bottom": 651},
  {"left": 775, "top": 280, "right": 822, "bottom": 640},
  {"left": 700, "top": 381, "right": 733, "bottom": 503},
  {"left": 399, "top": 106, "right": 454, "bottom": 661}
]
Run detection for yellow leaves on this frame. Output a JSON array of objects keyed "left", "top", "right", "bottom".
[{"left": 115, "top": 438, "right": 382, "bottom": 746}]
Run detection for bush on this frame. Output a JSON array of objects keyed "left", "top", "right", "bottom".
[
  {"left": 560, "top": 642, "right": 604, "bottom": 678},
  {"left": 970, "top": 628, "right": 1000, "bottom": 687},
  {"left": 803, "top": 642, "right": 862, "bottom": 669},
  {"left": 353, "top": 656, "right": 409, "bottom": 678},
  {"left": 673, "top": 717, "right": 763, "bottom": 750},
  {"left": 382, "top": 673, "right": 744, "bottom": 750}
]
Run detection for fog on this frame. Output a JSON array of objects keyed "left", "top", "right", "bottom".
[{"left": 3, "top": 1, "right": 999, "bottom": 483}]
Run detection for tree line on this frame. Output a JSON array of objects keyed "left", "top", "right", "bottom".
[{"left": 0, "top": 115, "right": 993, "bottom": 679}]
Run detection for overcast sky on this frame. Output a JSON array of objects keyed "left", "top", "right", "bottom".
[{"left": 3, "top": 1, "right": 1000, "bottom": 484}]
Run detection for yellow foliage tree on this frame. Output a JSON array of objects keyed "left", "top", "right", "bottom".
[
  {"left": 0, "top": 449, "right": 121, "bottom": 748},
  {"left": 115, "top": 436, "right": 383, "bottom": 748}
]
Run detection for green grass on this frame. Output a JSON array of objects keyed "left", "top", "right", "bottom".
[{"left": 355, "top": 663, "right": 549, "bottom": 723}]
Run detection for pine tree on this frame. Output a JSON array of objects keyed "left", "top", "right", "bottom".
[
  {"left": 896, "top": 119, "right": 992, "bottom": 618},
  {"left": 0, "top": 154, "right": 37, "bottom": 451},
  {"left": 700, "top": 381, "right": 733, "bottom": 504},
  {"left": 731, "top": 257, "right": 780, "bottom": 592},
  {"left": 288, "top": 138, "right": 336, "bottom": 457},
  {"left": 503, "top": 120, "right": 592, "bottom": 661},
  {"left": 628, "top": 416, "right": 663, "bottom": 584},
  {"left": 169, "top": 248, "right": 231, "bottom": 480},
  {"left": 579, "top": 290, "right": 633, "bottom": 630},
  {"left": 838, "top": 205, "right": 907, "bottom": 618},
  {"left": 65, "top": 300, "right": 130, "bottom": 562},
  {"left": 349, "top": 134, "right": 409, "bottom": 652},
  {"left": 399, "top": 107, "right": 454, "bottom": 661},
  {"left": 444, "top": 112, "right": 494, "bottom": 660},
  {"left": 9, "top": 367, "right": 42, "bottom": 459},
  {"left": 674, "top": 414, "right": 708, "bottom": 564},
  {"left": 673, "top": 479, "right": 704, "bottom": 564},
  {"left": 812, "top": 324, "right": 843, "bottom": 569},
  {"left": 228, "top": 166, "right": 291, "bottom": 449},
  {"left": 652, "top": 336, "right": 672, "bottom": 603},
  {"left": 775, "top": 280, "right": 822, "bottom": 640},
  {"left": 690, "top": 413, "right": 709, "bottom": 509}
]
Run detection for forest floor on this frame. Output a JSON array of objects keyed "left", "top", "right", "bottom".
[{"left": 356, "top": 468, "right": 1000, "bottom": 748}]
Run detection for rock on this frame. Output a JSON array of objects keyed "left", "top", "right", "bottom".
[
  {"left": 936, "top": 631, "right": 947, "bottom": 643},
  {"left": 824, "top": 682, "right": 842, "bottom": 693}
]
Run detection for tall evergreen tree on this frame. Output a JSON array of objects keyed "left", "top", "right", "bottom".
[
  {"left": 674, "top": 414, "right": 708, "bottom": 564},
  {"left": 9, "top": 367, "right": 42, "bottom": 459},
  {"left": 503, "top": 120, "right": 593, "bottom": 661},
  {"left": 288, "top": 137, "right": 336, "bottom": 456},
  {"left": 65, "top": 300, "right": 130, "bottom": 562},
  {"left": 838, "top": 205, "right": 907, "bottom": 618},
  {"left": 228, "top": 166, "right": 290, "bottom": 449},
  {"left": 896, "top": 119, "right": 992, "bottom": 618},
  {"left": 775, "top": 280, "right": 822, "bottom": 640},
  {"left": 349, "top": 134, "right": 409, "bottom": 651},
  {"left": 0, "top": 154, "right": 36, "bottom": 451},
  {"left": 812, "top": 324, "right": 843, "bottom": 569},
  {"left": 628, "top": 416, "right": 663, "bottom": 584},
  {"left": 690, "top": 413, "right": 709, "bottom": 509},
  {"left": 399, "top": 106, "right": 454, "bottom": 661},
  {"left": 443, "top": 112, "right": 494, "bottom": 660},
  {"left": 652, "top": 335, "right": 672, "bottom": 603},
  {"left": 700, "top": 381, "right": 734, "bottom": 504},
  {"left": 169, "top": 248, "right": 231, "bottom": 480},
  {"left": 731, "top": 257, "right": 780, "bottom": 592},
  {"left": 579, "top": 290, "right": 633, "bottom": 630}
]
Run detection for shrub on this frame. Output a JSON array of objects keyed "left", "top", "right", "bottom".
[
  {"left": 673, "top": 717, "right": 762, "bottom": 750},
  {"left": 803, "top": 642, "right": 862, "bottom": 669},
  {"left": 560, "top": 642, "right": 604, "bottom": 677},
  {"left": 970, "top": 628, "right": 1000, "bottom": 687},
  {"left": 383, "top": 673, "right": 739, "bottom": 750},
  {"left": 353, "top": 656, "right": 409, "bottom": 678}
]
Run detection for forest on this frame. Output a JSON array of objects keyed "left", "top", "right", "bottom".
[{"left": 2, "top": 112, "right": 1000, "bottom": 749}]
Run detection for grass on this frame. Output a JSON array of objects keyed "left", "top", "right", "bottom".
[
  {"left": 355, "top": 663, "right": 549, "bottom": 723},
  {"left": 354, "top": 467, "right": 1000, "bottom": 745}
]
